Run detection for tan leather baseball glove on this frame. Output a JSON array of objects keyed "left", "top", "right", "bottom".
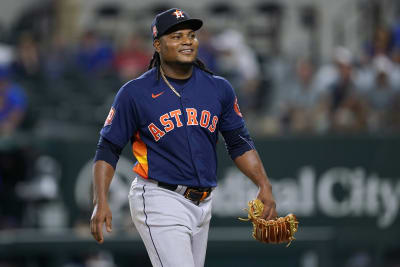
[{"left": 239, "top": 199, "right": 299, "bottom": 247}]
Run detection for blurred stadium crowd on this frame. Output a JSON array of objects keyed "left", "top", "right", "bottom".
[
  {"left": 0, "top": 1, "right": 400, "bottom": 139},
  {"left": 0, "top": 1, "right": 400, "bottom": 266}
]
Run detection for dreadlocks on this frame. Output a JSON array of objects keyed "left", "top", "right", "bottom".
[{"left": 147, "top": 51, "right": 214, "bottom": 80}]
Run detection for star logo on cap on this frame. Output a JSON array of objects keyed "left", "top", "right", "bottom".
[
  {"left": 152, "top": 25, "right": 158, "bottom": 37},
  {"left": 173, "top": 9, "right": 184, "bottom": 19}
]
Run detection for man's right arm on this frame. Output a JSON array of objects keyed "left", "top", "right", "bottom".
[
  {"left": 90, "top": 84, "right": 136, "bottom": 243},
  {"left": 90, "top": 136, "right": 123, "bottom": 244},
  {"left": 90, "top": 160, "right": 115, "bottom": 244}
]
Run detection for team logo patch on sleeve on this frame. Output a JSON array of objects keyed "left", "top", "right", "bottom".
[
  {"left": 104, "top": 107, "right": 115, "bottom": 126},
  {"left": 234, "top": 97, "right": 243, "bottom": 117}
]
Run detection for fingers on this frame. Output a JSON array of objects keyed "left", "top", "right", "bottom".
[
  {"left": 95, "top": 220, "right": 104, "bottom": 243},
  {"left": 90, "top": 206, "right": 113, "bottom": 244},
  {"left": 90, "top": 206, "right": 105, "bottom": 244},
  {"left": 263, "top": 208, "right": 273, "bottom": 220},
  {"left": 106, "top": 215, "right": 112, "bottom": 233},
  {"left": 264, "top": 207, "right": 278, "bottom": 220},
  {"left": 90, "top": 217, "right": 104, "bottom": 244},
  {"left": 256, "top": 187, "right": 277, "bottom": 220},
  {"left": 262, "top": 207, "right": 271, "bottom": 220},
  {"left": 262, "top": 202, "right": 278, "bottom": 220}
]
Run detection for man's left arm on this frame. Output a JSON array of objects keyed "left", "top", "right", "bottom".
[
  {"left": 234, "top": 149, "right": 277, "bottom": 220},
  {"left": 221, "top": 126, "right": 277, "bottom": 220}
]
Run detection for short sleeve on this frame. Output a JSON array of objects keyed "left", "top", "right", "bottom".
[
  {"left": 100, "top": 85, "right": 138, "bottom": 148},
  {"left": 218, "top": 78, "right": 245, "bottom": 132}
]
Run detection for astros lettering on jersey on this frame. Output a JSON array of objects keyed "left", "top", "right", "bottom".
[
  {"left": 147, "top": 107, "right": 218, "bottom": 142},
  {"left": 101, "top": 66, "right": 244, "bottom": 188}
]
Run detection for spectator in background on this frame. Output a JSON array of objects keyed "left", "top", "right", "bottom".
[
  {"left": 0, "top": 43, "right": 14, "bottom": 66},
  {"left": 43, "top": 34, "right": 73, "bottom": 80},
  {"left": 280, "top": 58, "right": 326, "bottom": 133},
  {"left": 75, "top": 30, "right": 114, "bottom": 76},
  {"left": 392, "top": 18, "right": 400, "bottom": 50},
  {"left": 197, "top": 29, "right": 218, "bottom": 73},
  {"left": 0, "top": 65, "right": 26, "bottom": 136},
  {"left": 12, "top": 32, "right": 42, "bottom": 80},
  {"left": 212, "top": 29, "right": 261, "bottom": 114},
  {"left": 388, "top": 20, "right": 400, "bottom": 90},
  {"left": 113, "top": 33, "right": 151, "bottom": 82},
  {"left": 319, "top": 48, "right": 368, "bottom": 133},
  {"left": 387, "top": 47, "right": 400, "bottom": 132},
  {"left": 314, "top": 47, "right": 351, "bottom": 94},
  {"left": 389, "top": 48, "right": 400, "bottom": 90},
  {"left": 364, "top": 56, "right": 398, "bottom": 132},
  {"left": 365, "top": 26, "right": 393, "bottom": 57}
]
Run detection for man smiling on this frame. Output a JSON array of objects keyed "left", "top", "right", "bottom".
[{"left": 90, "top": 8, "right": 277, "bottom": 267}]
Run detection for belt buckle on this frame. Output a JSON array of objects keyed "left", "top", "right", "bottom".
[{"left": 184, "top": 188, "right": 209, "bottom": 202}]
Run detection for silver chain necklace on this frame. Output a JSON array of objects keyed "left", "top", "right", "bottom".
[{"left": 160, "top": 67, "right": 182, "bottom": 98}]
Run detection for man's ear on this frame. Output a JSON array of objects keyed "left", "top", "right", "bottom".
[{"left": 153, "top": 39, "right": 161, "bottom": 53}]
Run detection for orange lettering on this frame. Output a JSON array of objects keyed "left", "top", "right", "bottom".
[
  {"left": 200, "top": 110, "right": 211, "bottom": 128},
  {"left": 208, "top": 116, "right": 218, "bottom": 132},
  {"left": 186, "top": 108, "right": 198, "bottom": 125},
  {"left": 160, "top": 113, "right": 174, "bottom": 132},
  {"left": 148, "top": 123, "right": 166, "bottom": 141},
  {"left": 170, "top": 109, "right": 183, "bottom": 127}
]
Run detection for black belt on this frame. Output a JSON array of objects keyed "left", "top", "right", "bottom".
[{"left": 158, "top": 181, "right": 212, "bottom": 203}]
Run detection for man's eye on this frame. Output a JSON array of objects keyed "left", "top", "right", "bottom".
[{"left": 172, "top": 35, "right": 180, "bottom": 39}]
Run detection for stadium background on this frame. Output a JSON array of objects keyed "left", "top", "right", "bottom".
[{"left": 0, "top": 0, "right": 399, "bottom": 266}]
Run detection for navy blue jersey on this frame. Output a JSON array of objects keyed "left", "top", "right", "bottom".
[{"left": 100, "top": 66, "right": 244, "bottom": 187}]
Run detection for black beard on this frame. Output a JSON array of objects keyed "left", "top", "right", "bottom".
[
  {"left": 174, "top": 60, "right": 195, "bottom": 66},
  {"left": 168, "top": 60, "right": 195, "bottom": 71}
]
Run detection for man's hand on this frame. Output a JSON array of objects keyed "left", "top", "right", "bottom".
[
  {"left": 90, "top": 202, "right": 112, "bottom": 244},
  {"left": 257, "top": 185, "right": 277, "bottom": 220},
  {"left": 238, "top": 199, "right": 298, "bottom": 245}
]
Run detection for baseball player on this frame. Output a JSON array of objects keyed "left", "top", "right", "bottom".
[{"left": 90, "top": 8, "right": 277, "bottom": 267}]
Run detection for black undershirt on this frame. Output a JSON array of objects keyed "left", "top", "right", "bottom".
[{"left": 165, "top": 76, "right": 190, "bottom": 85}]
